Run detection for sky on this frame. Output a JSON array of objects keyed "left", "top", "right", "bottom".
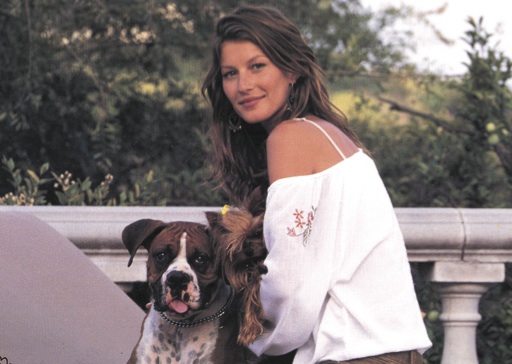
[{"left": 361, "top": 0, "right": 512, "bottom": 76}]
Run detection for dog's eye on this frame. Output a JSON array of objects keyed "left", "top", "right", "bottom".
[
  {"left": 194, "top": 255, "right": 209, "bottom": 266},
  {"left": 154, "top": 251, "right": 168, "bottom": 263},
  {"left": 250, "top": 230, "right": 263, "bottom": 239}
]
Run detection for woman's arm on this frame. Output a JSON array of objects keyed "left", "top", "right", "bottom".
[{"left": 249, "top": 180, "right": 334, "bottom": 356}]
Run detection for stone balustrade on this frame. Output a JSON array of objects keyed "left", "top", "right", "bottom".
[{"left": 2, "top": 206, "right": 511, "bottom": 364}]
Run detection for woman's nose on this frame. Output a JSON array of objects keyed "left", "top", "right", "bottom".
[{"left": 238, "top": 71, "right": 254, "bottom": 92}]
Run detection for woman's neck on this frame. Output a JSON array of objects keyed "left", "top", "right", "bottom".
[{"left": 261, "top": 105, "right": 293, "bottom": 133}]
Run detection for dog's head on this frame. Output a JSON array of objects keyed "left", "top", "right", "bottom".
[
  {"left": 122, "top": 220, "right": 219, "bottom": 318},
  {"left": 206, "top": 187, "right": 267, "bottom": 346},
  {"left": 206, "top": 188, "right": 267, "bottom": 292}
]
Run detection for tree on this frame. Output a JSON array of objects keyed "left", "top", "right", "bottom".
[
  {"left": 0, "top": 0, "right": 414, "bottom": 205},
  {"left": 377, "top": 17, "right": 512, "bottom": 207},
  {"left": 1, "top": 0, "right": 215, "bottom": 203}
]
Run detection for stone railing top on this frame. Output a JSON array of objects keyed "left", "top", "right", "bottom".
[{"left": 2, "top": 206, "right": 512, "bottom": 262}]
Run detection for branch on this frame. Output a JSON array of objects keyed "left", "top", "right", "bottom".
[
  {"left": 493, "top": 143, "right": 512, "bottom": 180},
  {"left": 378, "top": 97, "right": 476, "bottom": 136},
  {"left": 24, "top": 0, "right": 33, "bottom": 84}
]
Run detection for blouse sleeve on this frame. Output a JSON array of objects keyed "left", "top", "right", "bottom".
[{"left": 249, "top": 179, "right": 334, "bottom": 356}]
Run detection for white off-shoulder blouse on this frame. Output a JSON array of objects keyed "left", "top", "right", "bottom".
[{"left": 249, "top": 148, "right": 432, "bottom": 363}]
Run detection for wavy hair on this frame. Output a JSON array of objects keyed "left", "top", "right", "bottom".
[{"left": 201, "top": 5, "right": 364, "bottom": 205}]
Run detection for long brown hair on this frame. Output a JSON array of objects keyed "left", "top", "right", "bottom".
[{"left": 202, "top": 5, "right": 364, "bottom": 205}]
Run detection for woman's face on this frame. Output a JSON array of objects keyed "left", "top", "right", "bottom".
[{"left": 220, "top": 41, "right": 296, "bottom": 131}]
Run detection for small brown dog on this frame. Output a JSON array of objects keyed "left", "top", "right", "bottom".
[
  {"left": 207, "top": 189, "right": 296, "bottom": 363},
  {"left": 206, "top": 188, "right": 268, "bottom": 348}
]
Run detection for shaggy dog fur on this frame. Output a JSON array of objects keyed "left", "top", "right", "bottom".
[
  {"left": 206, "top": 188, "right": 296, "bottom": 363},
  {"left": 206, "top": 188, "right": 268, "bottom": 347}
]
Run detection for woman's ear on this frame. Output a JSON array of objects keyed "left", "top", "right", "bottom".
[{"left": 289, "top": 73, "right": 300, "bottom": 85}]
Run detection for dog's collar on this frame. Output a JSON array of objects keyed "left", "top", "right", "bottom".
[{"left": 159, "top": 288, "right": 235, "bottom": 328}]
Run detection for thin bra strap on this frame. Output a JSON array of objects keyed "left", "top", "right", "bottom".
[{"left": 298, "top": 118, "right": 347, "bottom": 159}]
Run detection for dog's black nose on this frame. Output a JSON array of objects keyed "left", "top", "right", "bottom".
[
  {"left": 167, "top": 271, "right": 192, "bottom": 300},
  {"left": 166, "top": 271, "right": 191, "bottom": 292}
]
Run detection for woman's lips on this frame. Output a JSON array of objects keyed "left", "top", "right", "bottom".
[{"left": 239, "top": 96, "right": 264, "bottom": 109}]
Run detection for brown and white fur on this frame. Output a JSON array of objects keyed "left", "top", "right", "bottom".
[
  {"left": 206, "top": 188, "right": 295, "bottom": 363},
  {"left": 122, "top": 219, "right": 256, "bottom": 364}
]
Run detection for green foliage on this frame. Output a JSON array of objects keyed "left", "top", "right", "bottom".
[
  {"left": 352, "top": 17, "right": 512, "bottom": 208},
  {"left": 118, "top": 170, "right": 165, "bottom": 207},
  {"left": 456, "top": 17, "right": 512, "bottom": 178},
  {"left": 0, "top": 0, "right": 213, "bottom": 204},
  {"left": 52, "top": 171, "right": 114, "bottom": 206},
  {"left": 412, "top": 264, "right": 444, "bottom": 364},
  {"left": 477, "top": 264, "right": 512, "bottom": 364},
  {"left": 0, "top": 157, "right": 167, "bottom": 206},
  {"left": 0, "top": 156, "right": 51, "bottom": 206}
]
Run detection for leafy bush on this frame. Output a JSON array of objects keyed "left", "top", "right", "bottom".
[
  {"left": 0, "top": 156, "right": 51, "bottom": 206},
  {"left": 0, "top": 156, "right": 172, "bottom": 206},
  {"left": 477, "top": 264, "right": 512, "bottom": 364}
]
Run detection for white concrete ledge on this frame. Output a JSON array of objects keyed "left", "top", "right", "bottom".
[
  {"left": 4, "top": 206, "right": 216, "bottom": 248},
  {"left": 395, "top": 208, "right": 512, "bottom": 262},
  {"left": 460, "top": 209, "right": 512, "bottom": 262},
  {"left": 395, "top": 208, "right": 465, "bottom": 261},
  {"left": 429, "top": 261, "right": 506, "bottom": 283},
  {"left": 2, "top": 206, "right": 512, "bottom": 282}
]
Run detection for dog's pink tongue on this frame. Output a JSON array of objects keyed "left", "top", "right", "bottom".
[{"left": 169, "top": 299, "right": 188, "bottom": 314}]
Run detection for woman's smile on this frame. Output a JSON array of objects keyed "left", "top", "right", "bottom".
[{"left": 239, "top": 95, "right": 264, "bottom": 108}]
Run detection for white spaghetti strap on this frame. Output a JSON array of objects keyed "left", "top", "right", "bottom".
[{"left": 299, "top": 118, "right": 347, "bottom": 159}]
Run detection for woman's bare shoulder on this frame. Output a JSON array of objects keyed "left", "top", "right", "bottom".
[
  {"left": 268, "top": 118, "right": 305, "bottom": 137},
  {"left": 266, "top": 119, "right": 321, "bottom": 184},
  {"left": 267, "top": 117, "right": 359, "bottom": 184}
]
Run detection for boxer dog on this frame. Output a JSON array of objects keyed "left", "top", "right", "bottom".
[{"left": 122, "top": 219, "right": 257, "bottom": 363}]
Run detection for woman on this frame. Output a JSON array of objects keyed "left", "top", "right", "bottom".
[{"left": 202, "top": 5, "right": 431, "bottom": 364}]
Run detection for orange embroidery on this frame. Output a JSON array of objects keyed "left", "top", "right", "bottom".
[{"left": 287, "top": 206, "right": 317, "bottom": 245}]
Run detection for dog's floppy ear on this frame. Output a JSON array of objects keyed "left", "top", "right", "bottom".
[
  {"left": 122, "top": 219, "right": 167, "bottom": 267},
  {"left": 205, "top": 211, "right": 222, "bottom": 228}
]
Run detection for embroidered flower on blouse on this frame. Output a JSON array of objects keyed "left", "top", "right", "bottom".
[{"left": 287, "top": 206, "right": 317, "bottom": 245}]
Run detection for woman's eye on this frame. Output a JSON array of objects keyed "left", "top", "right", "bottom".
[
  {"left": 222, "top": 70, "right": 236, "bottom": 78},
  {"left": 252, "top": 63, "right": 266, "bottom": 70}
]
